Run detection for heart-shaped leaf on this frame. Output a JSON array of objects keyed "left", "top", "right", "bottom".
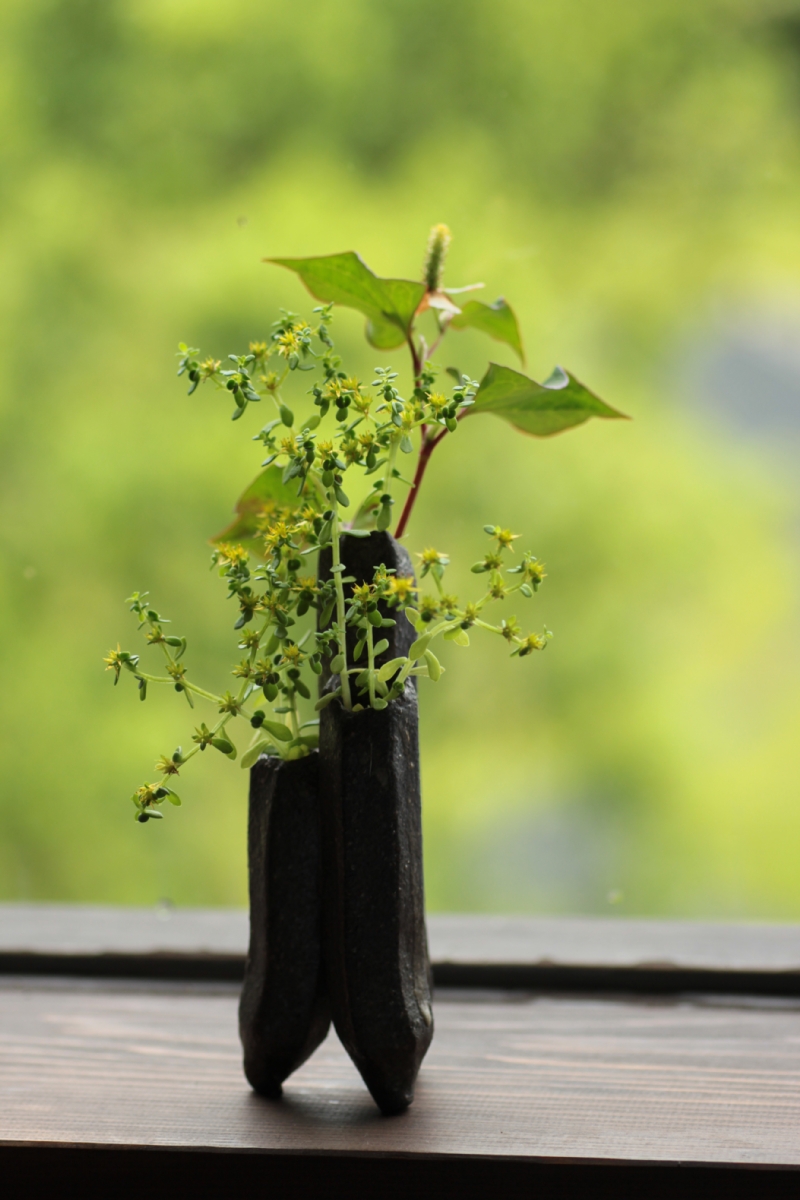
[
  {"left": 449, "top": 298, "right": 524, "bottom": 364},
  {"left": 267, "top": 252, "right": 425, "bottom": 350},
  {"left": 211, "top": 465, "right": 305, "bottom": 550},
  {"left": 468, "top": 363, "right": 629, "bottom": 437}
]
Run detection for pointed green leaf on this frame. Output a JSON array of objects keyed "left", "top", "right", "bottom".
[
  {"left": 350, "top": 491, "right": 381, "bottom": 531},
  {"left": 261, "top": 719, "right": 293, "bottom": 743},
  {"left": 424, "top": 649, "right": 442, "bottom": 681},
  {"left": 241, "top": 740, "right": 275, "bottom": 769},
  {"left": 449, "top": 298, "right": 524, "bottom": 364},
  {"left": 293, "top": 732, "right": 319, "bottom": 749},
  {"left": 409, "top": 633, "right": 432, "bottom": 659},
  {"left": 377, "top": 656, "right": 406, "bottom": 682},
  {"left": 267, "top": 252, "right": 426, "bottom": 350},
  {"left": 468, "top": 363, "right": 629, "bottom": 438},
  {"left": 211, "top": 465, "right": 305, "bottom": 551}
]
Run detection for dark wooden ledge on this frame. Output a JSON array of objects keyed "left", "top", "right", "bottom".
[
  {"left": 2, "top": 904, "right": 800, "bottom": 994},
  {"left": 2, "top": 906, "right": 800, "bottom": 1197}
]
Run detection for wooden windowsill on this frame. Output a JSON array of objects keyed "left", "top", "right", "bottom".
[
  {"left": 2, "top": 903, "right": 800, "bottom": 994},
  {"left": 2, "top": 905, "right": 800, "bottom": 1197}
]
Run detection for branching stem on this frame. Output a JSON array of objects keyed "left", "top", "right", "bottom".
[{"left": 330, "top": 498, "right": 353, "bottom": 710}]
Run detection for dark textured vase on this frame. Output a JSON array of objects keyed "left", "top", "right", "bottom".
[
  {"left": 318, "top": 531, "right": 434, "bottom": 1115},
  {"left": 317, "top": 530, "right": 419, "bottom": 687},
  {"left": 239, "top": 751, "right": 330, "bottom": 1097}
]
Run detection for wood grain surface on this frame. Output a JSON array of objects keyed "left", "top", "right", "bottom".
[
  {"left": 1, "top": 976, "right": 800, "bottom": 1168},
  {"left": 3, "top": 906, "right": 800, "bottom": 992}
]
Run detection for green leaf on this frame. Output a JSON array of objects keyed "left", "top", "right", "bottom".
[
  {"left": 261, "top": 719, "right": 293, "bottom": 743},
  {"left": 443, "top": 625, "right": 470, "bottom": 646},
  {"left": 351, "top": 491, "right": 381, "bottom": 531},
  {"left": 240, "top": 740, "right": 274, "bottom": 769},
  {"left": 377, "top": 656, "right": 406, "bottom": 682},
  {"left": 293, "top": 733, "right": 319, "bottom": 749},
  {"left": 449, "top": 298, "right": 525, "bottom": 364},
  {"left": 267, "top": 252, "right": 426, "bottom": 351},
  {"left": 211, "top": 464, "right": 304, "bottom": 551},
  {"left": 468, "top": 363, "right": 629, "bottom": 438},
  {"left": 211, "top": 736, "right": 236, "bottom": 758},
  {"left": 409, "top": 633, "right": 432, "bottom": 660},
  {"left": 424, "top": 649, "right": 442, "bottom": 681}
]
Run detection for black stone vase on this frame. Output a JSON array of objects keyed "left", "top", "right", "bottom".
[
  {"left": 318, "top": 531, "right": 434, "bottom": 1114},
  {"left": 239, "top": 751, "right": 330, "bottom": 1097},
  {"left": 239, "top": 531, "right": 433, "bottom": 1115}
]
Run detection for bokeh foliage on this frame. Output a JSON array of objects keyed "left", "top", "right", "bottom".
[{"left": 2, "top": 0, "right": 800, "bottom": 913}]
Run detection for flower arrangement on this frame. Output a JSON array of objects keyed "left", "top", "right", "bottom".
[{"left": 105, "top": 225, "right": 626, "bottom": 822}]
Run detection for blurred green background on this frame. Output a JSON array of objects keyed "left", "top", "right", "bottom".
[{"left": 2, "top": 0, "right": 800, "bottom": 915}]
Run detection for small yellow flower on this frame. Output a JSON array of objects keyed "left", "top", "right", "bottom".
[
  {"left": 293, "top": 575, "right": 318, "bottom": 597},
  {"left": 388, "top": 576, "right": 417, "bottom": 603},
  {"left": 500, "top": 617, "right": 521, "bottom": 642},
  {"left": 134, "top": 782, "right": 160, "bottom": 808},
  {"left": 155, "top": 755, "right": 180, "bottom": 776},
  {"left": 280, "top": 643, "right": 304, "bottom": 665},
  {"left": 214, "top": 542, "right": 249, "bottom": 567},
  {"left": 276, "top": 326, "right": 302, "bottom": 357},
  {"left": 104, "top": 645, "right": 123, "bottom": 681},
  {"left": 517, "top": 632, "right": 546, "bottom": 656},
  {"left": 495, "top": 528, "right": 519, "bottom": 549},
  {"left": 419, "top": 595, "right": 439, "bottom": 621},
  {"left": 419, "top": 547, "right": 449, "bottom": 567},
  {"left": 524, "top": 559, "right": 547, "bottom": 588},
  {"left": 167, "top": 661, "right": 186, "bottom": 684},
  {"left": 462, "top": 602, "right": 479, "bottom": 626}
]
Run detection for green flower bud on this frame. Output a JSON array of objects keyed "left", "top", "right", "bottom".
[{"left": 423, "top": 223, "right": 451, "bottom": 291}]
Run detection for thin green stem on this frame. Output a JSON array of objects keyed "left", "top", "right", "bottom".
[
  {"left": 184, "top": 681, "right": 225, "bottom": 705},
  {"left": 287, "top": 689, "right": 300, "bottom": 738},
  {"left": 381, "top": 433, "right": 400, "bottom": 500},
  {"left": 366, "top": 623, "right": 376, "bottom": 708},
  {"left": 330, "top": 498, "right": 352, "bottom": 711}
]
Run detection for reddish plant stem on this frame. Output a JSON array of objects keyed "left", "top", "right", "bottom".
[
  {"left": 394, "top": 427, "right": 446, "bottom": 539},
  {"left": 396, "top": 321, "right": 473, "bottom": 539}
]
